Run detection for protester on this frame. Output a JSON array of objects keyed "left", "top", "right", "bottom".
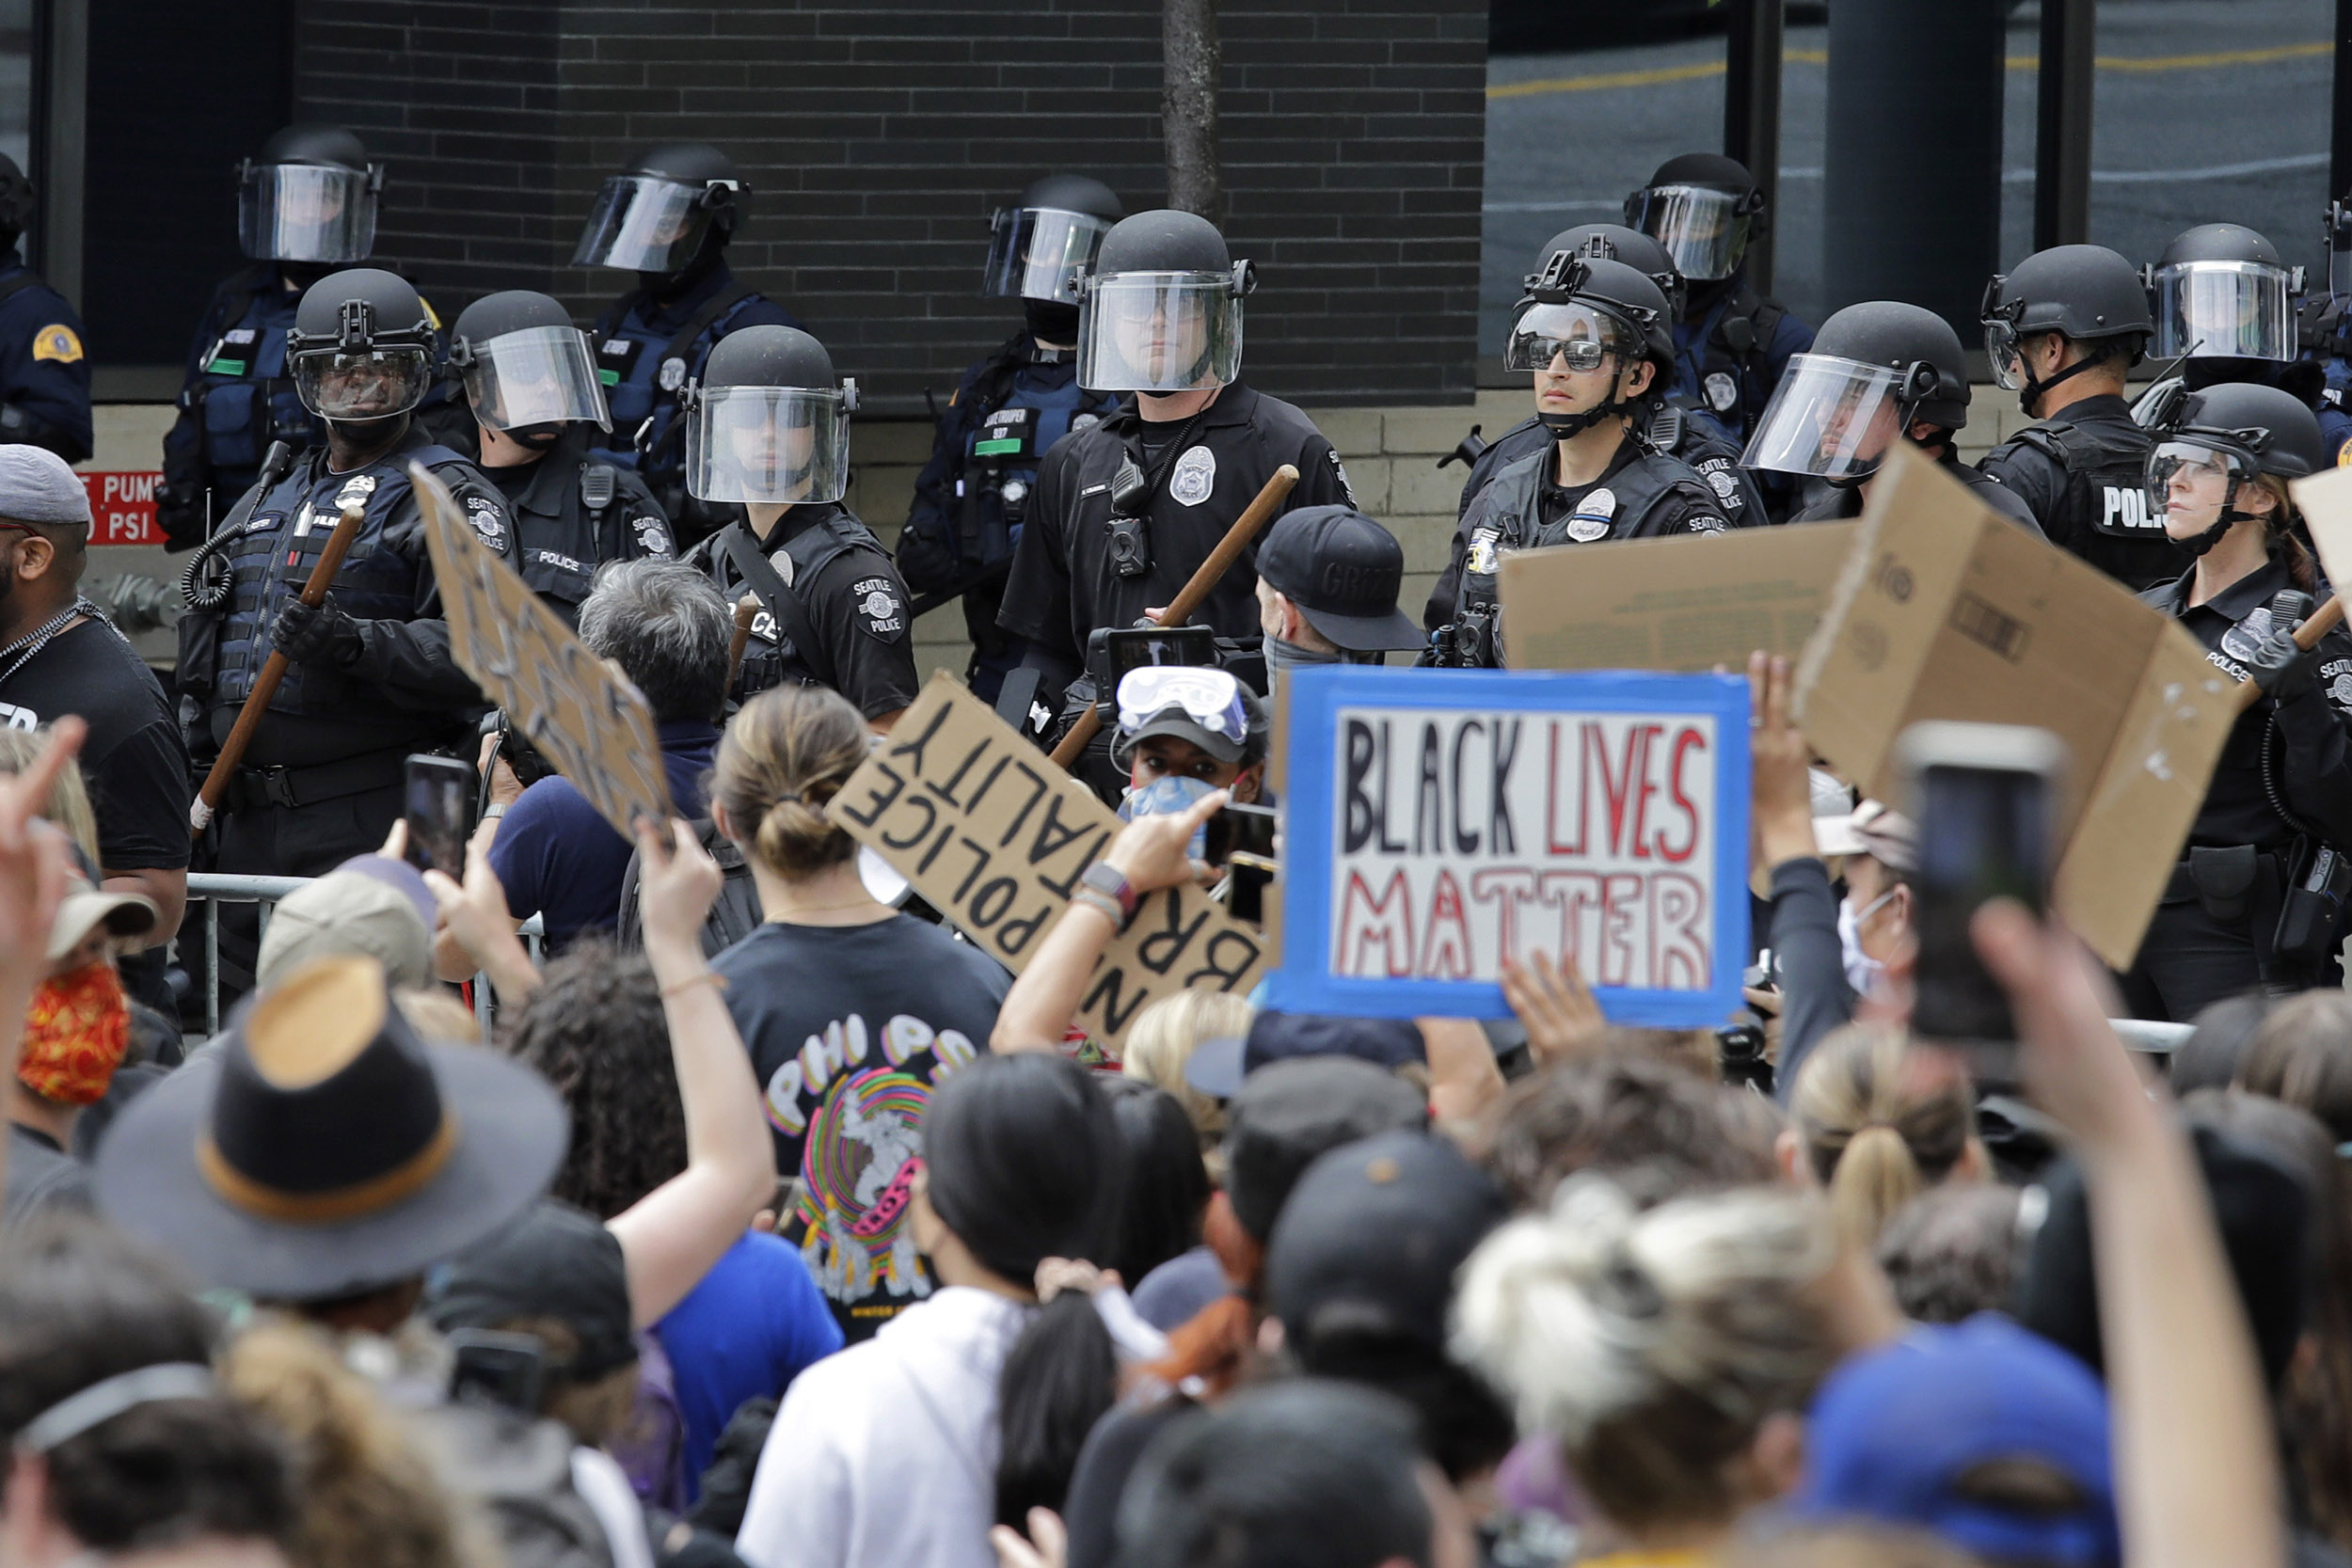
[
  {"left": 1100, "top": 1078, "right": 1212, "bottom": 1291},
  {"left": 0, "top": 717, "right": 85, "bottom": 1210},
  {"left": 1871, "top": 1182, "right": 2023, "bottom": 1325},
  {"left": 1479, "top": 1051, "right": 1780, "bottom": 1212},
  {"left": 1118, "top": 987, "right": 1247, "bottom": 1157},
  {"left": 733, "top": 1053, "right": 1124, "bottom": 1568},
  {"left": 1786, "top": 1023, "right": 1982, "bottom": 1249},
  {"left": 254, "top": 849, "right": 435, "bottom": 992},
  {"left": 2236, "top": 990, "right": 2352, "bottom": 1144},
  {"left": 1110, "top": 664, "right": 1270, "bottom": 811},
  {"left": 707, "top": 683, "right": 1009, "bottom": 1339},
  {"left": 1252, "top": 505, "right": 1427, "bottom": 684},
  {"left": 2172, "top": 990, "right": 2276, "bottom": 1093}
]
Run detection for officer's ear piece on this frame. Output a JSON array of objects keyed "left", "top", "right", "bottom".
[
  {"left": 1230, "top": 261, "right": 1257, "bottom": 299},
  {"left": 703, "top": 180, "right": 743, "bottom": 239},
  {"left": 840, "top": 378, "right": 861, "bottom": 415}
]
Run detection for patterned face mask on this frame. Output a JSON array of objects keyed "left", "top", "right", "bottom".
[{"left": 18, "top": 960, "right": 130, "bottom": 1105}]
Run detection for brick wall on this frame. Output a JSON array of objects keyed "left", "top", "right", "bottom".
[{"left": 293, "top": 0, "right": 1486, "bottom": 414}]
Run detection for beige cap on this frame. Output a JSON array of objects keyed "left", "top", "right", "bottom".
[
  {"left": 256, "top": 870, "right": 434, "bottom": 993},
  {"left": 47, "top": 874, "right": 159, "bottom": 962}
]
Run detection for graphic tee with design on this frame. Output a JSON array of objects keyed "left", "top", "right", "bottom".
[{"left": 712, "top": 915, "right": 1009, "bottom": 1339}]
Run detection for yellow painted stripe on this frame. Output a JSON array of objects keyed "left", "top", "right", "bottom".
[{"left": 1489, "top": 39, "right": 2328, "bottom": 99}]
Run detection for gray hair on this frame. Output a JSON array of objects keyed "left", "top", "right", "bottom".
[{"left": 577, "top": 557, "right": 732, "bottom": 722}]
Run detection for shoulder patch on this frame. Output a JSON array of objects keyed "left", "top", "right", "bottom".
[
  {"left": 462, "top": 492, "right": 508, "bottom": 551},
  {"left": 1696, "top": 458, "right": 1745, "bottom": 510},
  {"left": 31, "top": 325, "right": 81, "bottom": 364},
  {"left": 850, "top": 575, "right": 906, "bottom": 640},
  {"left": 632, "top": 515, "right": 673, "bottom": 558},
  {"left": 1685, "top": 511, "right": 1730, "bottom": 536},
  {"left": 1328, "top": 447, "right": 1357, "bottom": 506}
]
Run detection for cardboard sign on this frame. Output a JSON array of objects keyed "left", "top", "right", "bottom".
[
  {"left": 2296, "top": 465, "right": 2352, "bottom": 605},
  {"left": 411, "top": 463, "right": 669, "bottom": 841},
  {"left": 1502, "top": 521, "right": 1860, "bottom": 672},
  {"left": 1270, "top": 665, "right": 1750, "bottom": 1023},
  {"left": 827, "top": 673, "right": 1264, "bottom": 1049},
  {"left": 1792, "top": 444, "right": 2239, "bottom": 970}
]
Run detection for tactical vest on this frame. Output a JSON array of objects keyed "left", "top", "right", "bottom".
[
  {"left": 945, "top": 344, "right": 1120, "bottom": 569},
  {"left": 1677, "top": 282, "right": 1788, "bottom": 436},
  {"left": 701, "top": 507, "right": 887, "bottom": 697},
  {"left": 183, "top": 270, "right": 316, "bottom": 482},
  {"left": 590, "top": 279, "right": 766, "bottom": 488},
  {"left": 2002, "top": 418, "right": 2174, "bottom": 590},
  {"left": 213, "top": 444, "right": 473, "bottom": 717},
  {"left": 503, "top": 428, "right": 670, "bottom": 618}
]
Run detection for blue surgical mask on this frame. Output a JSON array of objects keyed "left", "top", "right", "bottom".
[{"left": 1120, "top": 774, "right": 1217, "bottom": 861}]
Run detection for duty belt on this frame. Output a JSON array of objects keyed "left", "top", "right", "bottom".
[{"left": 226, "top": 746, "right": 410, "bottom": 812}]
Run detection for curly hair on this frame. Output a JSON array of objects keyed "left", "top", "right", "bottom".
[{"left": 498, "top": 938, "right": 685, "bottom": 1219}]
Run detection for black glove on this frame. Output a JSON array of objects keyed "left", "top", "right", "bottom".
[
  {"left": 2249, "top": 589, "right": 2320, "bottom": 703},
  {"left": 269, "top": 594, "right": 364, "bottom": 668}
]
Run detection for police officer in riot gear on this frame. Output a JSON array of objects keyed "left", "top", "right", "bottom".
[
  {"left": 448, "top": 291, "right": 672, "bottom": 628},
  {"left": 998, "top": 208, "right": 1352, "bottom": 710},
  {"left": 1623, "top": 153, "right": 1814, "bottom": 445},
  {"left": 2127, "top": 381, "right": 2352, "bottom": 1019},
  {"left": 898, "top": 174, "right": 1126, "bottom": 703},
  {"left": 1425, "top": 254, "right": 1732, "bottom": 667},
  {"left": 158, "top": 126, "right": 396, "bottom": 548},
  {"left": 2146, "top": 223, "right": 2315, "bottom": 395},
  {"left": 1978, "top": 244, "right": 2177, "bottom": 591},
  {"left": 177, "top": 267, "right": 514, "bottom": 996},
  {"left": 680, "top": 325, "right": 918, "bottom": 727},
  {"left": 1750, "top": 300, "right": 2039, "bottom": 529},
  {"left": 2303, "top": 198, "right": 2352, "bottom": 464},
  {"left": 574, "top": 144, "right": 801, "bottom": 543},
  {"left": 0, "top": 152, "right": 91, "bottom": 464},
  {"left": 1452, "top": 223, "right": 1768, "bottom": 529}
]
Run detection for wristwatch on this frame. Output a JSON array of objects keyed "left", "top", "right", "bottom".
[{"left": 1079, "top": 861, "right": 1140, "bottom": 930}]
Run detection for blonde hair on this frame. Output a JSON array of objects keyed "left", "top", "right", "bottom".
[
  {"left": 713, "top": 685, "right": 869, "bottom": 879},
  {"left": 0, "top": 725, "right": 100, "bottom": 866},
  {"left": 1121, "top": 988, "right": 1250, "bottom": 1157},
  {"left": 1452, "top": 1174, "right": 1840, "bottom": 1529},
  {"left": 1791, "top": 1024, "right": 1973, "bottom": 1251}
]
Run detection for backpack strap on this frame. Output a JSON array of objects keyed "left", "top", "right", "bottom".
[{"left": 720, "top": 519, "right": 841, "bottom": 690}]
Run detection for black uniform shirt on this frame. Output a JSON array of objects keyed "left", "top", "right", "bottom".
[
  {"left": 0, "top": 618, "right": 190, "bottom": 873},
  {"left": 1980, "top": 394, "right": 2174, "bottom": 592},
  {"left": 1788, "top": 447, "right": 2044, "bottom": 531},
  {"left": 998, "top": 382, "right": 1351, "bottom": 667},
  {"left": 484, "top": 424, "right": 674, "bottom": 627},
  {"left": 2139, "top": 556, "right": 2352, "bottom": 851},
  {"left": 692, "top": 502, "right": 921, "bottom": 721}
]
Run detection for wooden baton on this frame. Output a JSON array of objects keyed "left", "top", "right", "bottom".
[
  {"left": 1048, "top": 462, "right": 1300, "bottom": 771},
  {"left": 190, "top": 500, "right": 370, "bottom": 835},
  {"left": 2230, "top": 593, "right": 2347, "bottom": 715},
  {"left": 726, "top": 593, "right": 760, "bottom": 685}
]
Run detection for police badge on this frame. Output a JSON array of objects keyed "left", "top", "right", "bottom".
[
  {"left": 1565, "top": 486, "right": 1616, "bottom": 544},
  {"left": 1705, "top": 372, "right": 1739, "bottom": 414},
  {"left": 1168, "top": 445, "right": 1216, "bottom": 507}
]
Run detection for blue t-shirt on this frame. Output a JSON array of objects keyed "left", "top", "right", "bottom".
[
  {"left": 653, "top": 1230, "right": 843, "bottom": 1500},
  {"left": 489, "top": 719, "right": 720, "bottom": 948}
]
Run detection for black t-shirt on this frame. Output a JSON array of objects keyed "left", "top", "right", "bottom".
[
  {"left": 710, "top": 915, "right": 1010, "bottom": 1340},
  {"left": 0, "top": 617, "right": 190, "bottom": 872},
  {"left": 1062, "top": 1400, "right": 1197, "bottom": 1568}
]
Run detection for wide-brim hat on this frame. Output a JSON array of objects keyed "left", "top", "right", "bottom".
[
  {"left": 92, "top": 954, "right": 567, "bottom": 1302},
  {"left": 48, "top": 875, "right": 158, "bottom": 961}
]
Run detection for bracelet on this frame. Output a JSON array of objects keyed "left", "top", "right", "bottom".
[
  {"left": 660, "top": 969, "right": 728, "bottom": 1001},
  {"left": 1070, "top": 886, "right": 1127, "bottom": 930},
  {"left": 1079, "top": 861, "right": 1141, "bottom": 926},
  {"left": 482, "top": 803, "right": 507, "bottom": 821}
]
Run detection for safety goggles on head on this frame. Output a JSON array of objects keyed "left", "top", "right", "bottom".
[
  {"left": 237, "top": 161, "right": 381, "bottom": 264},
  {"left": 570, "top": 175, "right": 735, "bottom": 274},
  {"left": 983, "top": 207, "right": 1114, "bottom": 305},
  {"left": 1622, "top": 183, "right": 1756, "bottom": 281},
  {"left": 1504, "top": 300, "right": 1639, "bottom": 374},
  {"left": 1115, "top": 665, "right": 1248, "bottom": 749},
  {"left": 1740, "top": 353, "right": 1934, "bottom": 480},
  {"left": 2147, "top": 259, "right": 2298, "bottom": 361},
  {"left": 1077, "top": 266, "right": 1251, "bottom": 394},
  {"left": 452, "top": 325, "right": 611, "bottom": 434},
  {"left": 2145, "top": 437, "right": 2257, "bottom": 518},
  {"left": 684, "top": 382, "right": 854, "bottom": 505}
]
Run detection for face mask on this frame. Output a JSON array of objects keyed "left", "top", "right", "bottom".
[
  {"left": 1120, "top": 774, "right": 1217, "bottom": 861},
  {"left": 1838, "top": 888, "right": 1898, "bottom": 997},
  {"left": 1265, "top": 636, "right": 1343, "bottom": 681},
  {"left": 503, "top": 421, "right": 565, "bottom": 451},
  {"left": 18, "top": 959, "right": 130, "bottom": 1105}
]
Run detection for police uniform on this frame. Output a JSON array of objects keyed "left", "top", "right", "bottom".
[
  {"left": 688, "top": 502, "right": 919, "bottom": 721},
  {"left": 1454, "top": 404, "right": 1767, "bottom": 530},
  {"left": 2318, "top": 356, "right": 2352, "bottom": 467},
  {"left": 1425, "top": 436, "right": 1731, "bottom": 661},
  {"left": 2124, "top": 559, "right": 2352, "bottom": 1019},
  {"left": 898, "top": 336, "right": 1122, "bottom": 701},
  {"left": 1977, "top": 393, "right": 2173, "bottom": 592},
  {"left": 586, "top": 262, "right": 800, "bottom": 530},
  {"left": 1788, "top": 450, "right": 2042, "bottom": 531},
  {"left": 0, "top": 245, "right": 91, "bottom": 463},
  {"left": 1668, "top": 278, "right": 1814, "bottom": 444},
  {"left": 481, "top": 423, "right": 673, "bottom": 628},
  {"left": 158, "top": 268, "right": 314, "bottom": 548},
  {"left": 998, "top": 382, "right": 1352, "bottom": 679}
]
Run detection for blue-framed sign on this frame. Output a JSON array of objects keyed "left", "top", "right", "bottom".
[{"left": 1269, "top": 666, "right": 1751, "bottom": 1025}]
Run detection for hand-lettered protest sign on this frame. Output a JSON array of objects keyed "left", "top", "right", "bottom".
[
  {"left": 1270, "top": 665, "right": 1750, "bottom": 1024},
  {"left": 827, "top": 673, "right": 1264, "bottom": 1050},
  {"left": 411, "top": 463, "right": 670, "bottom": 840}
]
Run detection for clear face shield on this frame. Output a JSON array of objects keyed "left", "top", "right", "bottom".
[
  {"left": 2146, "top": 438, "right": 2256, "bottom": 533},
  {"left": 458, "top": 325, "right": 612, "bottom": 434},
  {"left": 570, "top": 176, "right": 722, "bottom": 274},
  {"left": 2150, "top": 260, "right": 2296, "bottom": 360},
  {"left": 686, "top": 385, "right": 851, "bottom": 505},
  {"left": 1740, "top": 353, "right": 1927, "bottom": 479},
  {"left": 1503, "top": 300, "right": 1639, "bottom": 375},
  {"left": 237, "top": 163, "right": 379, "bottom": 263},
  {"left": 983, "top": 207, "right": 1114, "bottom": 305},
  {"left": 1077, "top": 270, "right": 1245, "bottom": 393},
  {"left": 291, "top": 345, "right": 433, "bottom": 421},
  {"left": 1622, "top": 183, "right": 1751, "bottom": 282}
]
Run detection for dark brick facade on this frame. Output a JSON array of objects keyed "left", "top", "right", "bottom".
[{"left": 292, "top": 0, "right": 1485, "bottom": 412}]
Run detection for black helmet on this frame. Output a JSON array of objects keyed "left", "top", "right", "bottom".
[
  {"left": 1809, "top": 301, "right": 1971, "bottom": 432},
  {"left": 1981, "top": 244, "right": 2152, "bottom": 398},
  {"left": 571, "top": 143, "right": 745, "bottom": 275},
  {"left": 449, "top": 291, "right": 609, "bottom": 436},
  {"left": 1534, "top": 223, "right": 1684, "bottom": 319},
  {"left": 1504, "top": 254, "right": 1677, "bottom": 439},
  {"left": 1014, "top": 173, "right": 1123, "bottom": 223},
  {"left": 686, "top": 326, "right": 855, "bottom": 506},
  {"left": 2145, "top": 223, "right": 2301, "bottom": 362},
  {"left": 1742, "top": 303, "right": 1959, "bottom": 483},
  {"left": 2153, "top": 380, "right": 2328, "bottom": 480},
  {"left": 254, "top": 123, "right": 371, "bottom": 173},
  {"left": 237, "top": 123, "right": 380, "bottom": 264},
  {"left": 1079, "top": 211, "right": 1252, "bottom": 393},
  {"left": 0, "top": 152, "right": 32, "bottom": 242},
  {"left": 1512, "top": 252, "right": 1677, "bottom": 372},
  {"left": 1623, "top": 152, "right": 1765, "bottom": 281},
  {"left": 1093, "top": 208, "right": 1236, "bottom": 277},
  {"left": 985, "top": 174, "right": 1125, "bottom": 305},
  {"left": 701, "top": 325, "right": 841, "bottom": 394},
  {"left": 286, "top": 268, "right": 437, "bottom": 422}
]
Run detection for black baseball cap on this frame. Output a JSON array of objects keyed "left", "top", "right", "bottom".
[
  {"left": 1256, "top": 505, "right": 1424, "bottom": 653},
  {"left": 1265, "top": 1131, "right": 1505, "bottom": 1355},
  {"left": 1221, "top": 1057, "right": 1428, "bottom": 1243},
  {"left": 426, "top": 1200, "right": 639, "bottom": 1383},
  {"left": 1186, "top": 1008, "right": 1427, "bottom": 1100}
]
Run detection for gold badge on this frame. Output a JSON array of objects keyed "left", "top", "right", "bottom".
[{"left": 31, "top": 325, "right": 81, "bottom": 364}]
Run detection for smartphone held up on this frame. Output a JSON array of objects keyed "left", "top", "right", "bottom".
[{"left": 404, "top": 753, "right": 477, "bottom": 879}]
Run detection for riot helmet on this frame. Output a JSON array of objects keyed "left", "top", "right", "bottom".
[
  {"left": 1077, "top": 210, "right": 1251, "bottom": 394},
  {"left": 1981, "top": 244, "right": 2153, "bottom": 410},
  {"left": 2144, "top": 380, "right": 2325, "bottom": 557},
  {"left": 1505, "top": 253, "right": 1677, "bottom": 439},
  {"left": 985, "top": 174, "right": 1124, "bottom": 306},
  {"left": 1534, "top": 223, "right": 1686, "bottom": 322},
  {"left": 1623, "top": 153, "right": 1766, "bottom": 283},
  {"left": 684, "top": 325, "right": 855, "bottom": 505},
  {"left": 286, "top": 268, "right": 437, "bottom": 424},
  {"left": 1743, "top": 302, "right": 1967, "bottom": 484},
  {"left": 449, "top": 292, "right": 611, "bottom": 441},
  {"left": 237, "top": 125, "right": 381, "bottom": 265},
  {"left": 2145, "top": 224, "right": 2300, "bottom": 363},
  {"left": 571, "top": 143, "right": 744, "bottom": 276}
]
